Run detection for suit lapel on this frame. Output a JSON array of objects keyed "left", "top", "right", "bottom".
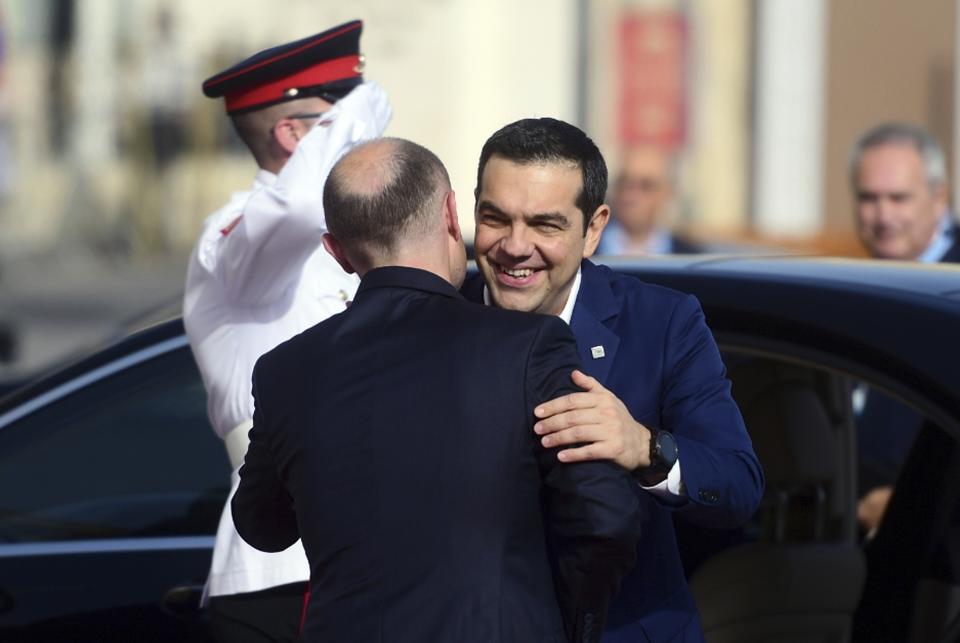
[
  {"left": 570, "top": 261, "right": 621, "bottom": 386},
  {"left": 461, "top": 273, "right": 486, "bottom": 303},
  {"left": 463, "top": 264, "right": 623, "bottom": 384},
  {"left": 940, "top": 232, "right": 960, "bottom": 264}
]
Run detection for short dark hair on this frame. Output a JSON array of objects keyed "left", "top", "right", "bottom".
[
  {"left": 475, "top": 117, "right": 608, "bottom": 233},
  {"left": 324, "top": 138, "right": 450, "bottom": 256}
]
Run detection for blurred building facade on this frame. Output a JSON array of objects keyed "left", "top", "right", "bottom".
[{"left": 0, "top": 0, "right": 956, "bottom": 259}]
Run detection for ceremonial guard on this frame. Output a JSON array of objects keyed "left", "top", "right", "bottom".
[{"left": 183, "top": 20, "right": 391, "bottom": 642}]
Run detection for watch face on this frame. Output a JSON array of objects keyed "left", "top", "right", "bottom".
[{"left": 656, "top": 432, "right": 678, "bottom": 467}]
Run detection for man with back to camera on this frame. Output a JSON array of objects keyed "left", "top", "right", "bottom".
[
  {"left": 183, "top": 20, "right": 391, "bottom": 641},
  {"left": 848, "top": 122, "right": 960, "bottom": 534},
  {"left": 462, "top": 117, "right": 764, "bottom": 642},
  {"left": 598, "top": 144, "right": 702, "bottom": 255},
  {"left": 231, "top": 137, "right": 643, "bottom": 643}
]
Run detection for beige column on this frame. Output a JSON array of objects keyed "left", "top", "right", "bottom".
[{"left": 752, "top": 0, "right": 828, "bottom": 238}]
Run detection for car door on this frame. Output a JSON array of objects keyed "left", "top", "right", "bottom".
[
  {"left": 684, "top": 342, "right": 960, "bottom": 643},
  {"left": 0, "top": 335, "right": 230, "bottom": 642}
]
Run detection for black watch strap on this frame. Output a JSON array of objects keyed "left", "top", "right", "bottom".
[{"left": 646, "top": 429, "right": 678, "bottom": 474}]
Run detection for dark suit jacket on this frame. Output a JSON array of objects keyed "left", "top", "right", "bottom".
[
  {"left": 668, "top": 233, "right": 703, "bottom": 255},
  {"left": 939, "top": 225, "right": 960, "bottom": 262},
  {"left": 858, "top": 223, "right": 959, "bottom": 492},
  {"left": 233, "top": 266, "right": 642, "bottom": 643},
  {"left": 464, "top": 260, "right": 764, "bottom": 642}
]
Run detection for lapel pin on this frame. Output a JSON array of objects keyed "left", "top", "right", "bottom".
[{"left": 591, "top": 345, "right": 605, "bottom": 359}]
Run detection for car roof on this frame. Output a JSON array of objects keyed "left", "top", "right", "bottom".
[
  {"left": 0, "top": 318, "right": 186, "bottom": 411},
  {"left": 600, "top": 254, "right": 960, "bottom": 300},
  {"left": 598, "top": 255, "right": 960, "bottom": 430}
]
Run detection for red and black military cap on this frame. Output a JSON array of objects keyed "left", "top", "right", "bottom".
[{"left": 203, "top": 20, "right": 365, "bottom": 115}]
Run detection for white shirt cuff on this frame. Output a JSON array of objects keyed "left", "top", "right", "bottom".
[{"left": 641, "top": 459, "right": 686, "bottom": 504}]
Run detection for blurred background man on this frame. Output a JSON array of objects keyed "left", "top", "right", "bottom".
[
  {"left": 597, "top": 144, "right": 701, "bottom": 256},
  {"left": 851, "top": 122, "right": 959, "bottom": 263},
  {"left": 850, "top": 122, "right": 960, "bottom": 535}
]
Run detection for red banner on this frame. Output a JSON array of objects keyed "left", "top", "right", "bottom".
[{"left": 618, "top": 11, "right": 688, "bottom": 150}]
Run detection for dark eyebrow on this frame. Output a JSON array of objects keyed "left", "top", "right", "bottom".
[
  {"left": 856, "top": 190, "right": 912, "bottom": 199},
  {"left": 528, "top": 212, "right": 571, "bottom": 228},
  {"left": 476, "top": 199, "right": 508, "bottom": 217},
  {"left": 478, "top": 200, "right": 571, "bottom": 227}
]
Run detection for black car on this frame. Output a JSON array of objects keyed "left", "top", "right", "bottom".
[
  {"left": 0, "top": 256, "right": 958, "bottom": 642},
  {"left": 0, "top": 328, "right": 230, "bottom": 642}
]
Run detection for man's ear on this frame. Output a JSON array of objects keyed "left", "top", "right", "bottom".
[
  {"left": 583, "top": 204, "right": 610, "bottom": 258},
  {"left": 931, "top": 181, "right": 949, "bottom": 213},
  {"left": 322, "top": 233, "right": 356, "bottom": 274},
  {"left": 272, "top": 118, "right": 301, "bottom": 156},
  {"left": 444, "top": 190, "right": 462, "bottom": 242}
]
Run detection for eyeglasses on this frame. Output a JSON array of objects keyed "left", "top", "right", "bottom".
[
  {"left": 288, "top": 112, "right": 326, "bottom": 121},
  {"left": 616, "top": 177, "right": 664, "bottom": 193}
]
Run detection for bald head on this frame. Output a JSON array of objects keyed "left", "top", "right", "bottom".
[
  {"left": 324, "top": 137, "right": 454, "bottom": 271},
  {"left": 329, "top": 138, "right": 409, "bottom": 200}
]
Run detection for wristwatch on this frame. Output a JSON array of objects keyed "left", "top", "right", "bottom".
[{"left": 646, "top": 429, "right": 679, "bottom": 475}]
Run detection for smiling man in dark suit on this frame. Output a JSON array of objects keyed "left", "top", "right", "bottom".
[
  {"left": 463, "top": 118, "right": 763, "bottom": 642},
  {"left": 232, "top": 137, "right": 642, "bottom": 643}
]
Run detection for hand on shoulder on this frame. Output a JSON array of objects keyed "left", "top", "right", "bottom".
[{"left": 534, "top": 370, "right": 651, "bottom": 471}]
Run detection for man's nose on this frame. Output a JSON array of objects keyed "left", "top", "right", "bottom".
[
  {"left": 874, "top": 197, "right": 896, "bottom": 223},
  {"left": 500, "top": 225, "right": 534, "bottom": 257}
]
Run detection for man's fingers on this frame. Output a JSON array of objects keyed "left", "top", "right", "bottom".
[
  {"left": 534, "top": 391, "right": 597, "bottom": 419},
  {"left": 571, "top": 369, "right": 601, "bottom": 392},
  {"left": 539, "top": 424, "right": 605, "bottom": 448},
  {"left": 534, "top": 409, "right": 593, "bottom": 435},
  {"left": 556, "top": 442, "right": 610, "bottom": 463},
  {"left": 533, "top": 371, "right": 606, "bottom": 418}
]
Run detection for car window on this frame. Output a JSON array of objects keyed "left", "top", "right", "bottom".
[
  {"left": 681, "top": 346, "right": 960, "bottom": 643},
  {"left": 674, "top": 351, "right": 858, "bottom": 577},
  {"left": 0, "top": 345, "right": 230, "bottom": 543},
  {"left": 852, "top": 401, "right": 960, "bottom": 642},
  {"left": 853, "top": 384, "right": 923, "bottom": 528}
]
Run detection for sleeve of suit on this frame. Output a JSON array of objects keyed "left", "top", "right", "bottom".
[
  {"left": 231, "top": 361, "right": 300, "bottom": 552},
  {"left": 527, "top": 316, "right": 643, "bottom": 643},
  {"left": 664, "top": 294, "right": 765, "bottom": 528}
]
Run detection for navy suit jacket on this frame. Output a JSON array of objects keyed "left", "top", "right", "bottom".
[
  {"left": 464, "top": 260, "right": 764, "bottom": 642},
  {"left": 233, "top": 267, "right": 642, "bottom": 643},
  {"left": 858, "top": 224, "right": 959, "bottom": 491},
  {"left": 940, "top": 227, "right": 960, "bottom": 263}
]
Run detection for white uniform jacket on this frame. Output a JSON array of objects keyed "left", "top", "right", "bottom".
[{"left": 183, "top": 82, "right": 392, "bottom": 599}]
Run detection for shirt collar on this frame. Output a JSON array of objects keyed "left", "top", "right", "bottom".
[
  {"left": 482, "top": 268, "right": 582, "bottom": 325},
  {"left": 598, "top": 219, "right": 674, "bottom": 256},
  {"left": 917, "top": 211, "right": 957, "bottom": 263},
  {"left": 254, "top": 169, "right": 278, "bottom": 189}
]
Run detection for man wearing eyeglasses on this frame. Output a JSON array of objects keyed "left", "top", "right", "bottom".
[
  {"left": 183, "top": 20, "right": 391, "bottom": 642},
  {"left": 597, "top": 144, "right": 701, "bottom": 256}
]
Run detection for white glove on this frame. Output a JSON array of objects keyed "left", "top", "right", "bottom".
[
  {"left": 268, "top": 81, "right": 393, "bottom": 229},
  {"left": 319, "top": 81, "right": 393, "bottom": 139}
]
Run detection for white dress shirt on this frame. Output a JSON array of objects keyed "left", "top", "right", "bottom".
[
  {"left": 917, "top": 210, "right": 958, "bottom": 263},
  {"left": 183, "top": 82, "right": 392, "bottom": 600}
]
